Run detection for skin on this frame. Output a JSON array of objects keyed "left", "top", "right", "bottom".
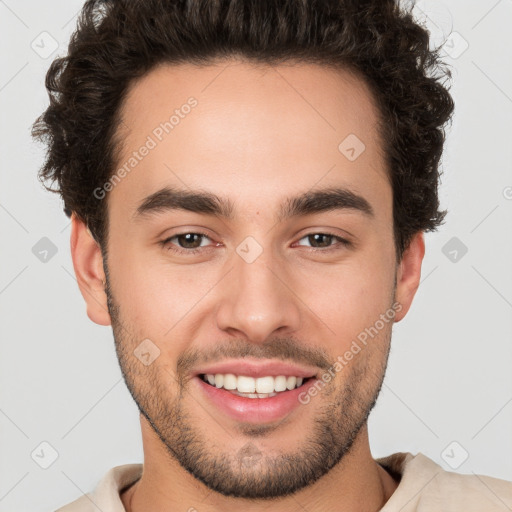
[{"left": 70, "top": 59, "right": 424, "bottom": 512}]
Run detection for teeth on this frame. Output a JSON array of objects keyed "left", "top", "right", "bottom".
[
  {"left": 202, "top": 373, "right": 308, "bottom": 395},
  {"left": 286, "top": 376, "right": 297, "bottom": 390},
  {"left": 223, "top": 373, "right": 237, "bottom": 390},
  {"left": 237, "top": 375, "right": 256, "bottom": 393},
  {"left": 274, "top": 375, "right": 287, "bottom": 392},
  {"left": 255, "top": 376, "right": 274, "bottom": 394},
  {"left": 214, "top": 374, "right": 224, "bottom": 388}
]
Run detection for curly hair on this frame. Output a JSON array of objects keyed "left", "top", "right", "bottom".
[{"left": 32, "top": 0, "right": 454, "bottom": 258}]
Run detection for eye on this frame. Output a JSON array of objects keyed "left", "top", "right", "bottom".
[
  {"left": 160, "top": 232, "right": 216, "bottom": 255},
  {"left": 295, "top": 232, "right": 351, "bottom": 251}
]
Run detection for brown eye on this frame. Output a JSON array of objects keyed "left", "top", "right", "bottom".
[
  {"left": 307, "top": 233, "right": 334, "bottom": 248},
  {"left": 295, "top": 232, "right": 351, "bottom": 251},
  {"left": 160, "top": 232, "right": 214, "bottom": 255},
  {"left": 175, "top": 233, "right": 205, "bottom": 249}
]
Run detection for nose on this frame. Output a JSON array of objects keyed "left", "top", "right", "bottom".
[{"left": 215, "top": 245, "right": 302, "bottom": 344}]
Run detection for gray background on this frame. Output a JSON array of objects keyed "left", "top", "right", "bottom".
[{"left": 1, "top": 0, "right": 511, "bottom": 510}]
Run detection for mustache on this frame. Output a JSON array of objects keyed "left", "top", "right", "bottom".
[{"left": 176, "top": 336, "right": 333, "bottom": 377}]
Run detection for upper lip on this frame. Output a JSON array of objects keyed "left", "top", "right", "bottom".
[{"left": 194, "top": 359, "right": 319, "bottom": 379}]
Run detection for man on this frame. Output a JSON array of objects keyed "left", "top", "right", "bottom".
[{"left": 32, "top": 0, "right": 512, "bottom": 510}]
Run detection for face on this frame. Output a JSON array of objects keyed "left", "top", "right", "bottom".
[{"left": 73, "top": 59, "right": 423, "bottom": 499}]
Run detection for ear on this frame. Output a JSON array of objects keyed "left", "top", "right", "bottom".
[
  {"left": 394, "top": 232, "right": 425, "bottom": 322},
  {"left": 70, "top": 213, "right": 111, "bottom": 326}
]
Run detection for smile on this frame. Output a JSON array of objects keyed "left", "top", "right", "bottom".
[
  {"left": 196, "top": 373, "right": 318, "bottom": 424},
  {"left": 200, "top": 373, "right": 311, "bottom": 398}
]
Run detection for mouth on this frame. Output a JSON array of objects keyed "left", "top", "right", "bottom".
[
  {"left": 199, "top": 373, "right": 314, "bottom": 398},
  {"left": 194, "top": 370, "right": 319, "bottom": 424}
]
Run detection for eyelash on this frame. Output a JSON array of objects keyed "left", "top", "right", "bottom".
[{"left": 160, "top": 231, "right": 352, "bottom": 256}]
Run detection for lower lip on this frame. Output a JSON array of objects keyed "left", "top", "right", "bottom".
[{"left": 195, "top": 376, "right": 318, "bottom": 424}]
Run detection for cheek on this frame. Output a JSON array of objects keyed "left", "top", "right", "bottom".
[
  {"left": 110, "top": 248, "right": 223, "bottom": 336},
  {"left": 293, "top": 253, "right": 395, "bottom": 336}
]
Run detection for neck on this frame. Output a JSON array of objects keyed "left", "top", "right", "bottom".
[{"left": 121, "top": 416, "right": 399, "bottom": 512}]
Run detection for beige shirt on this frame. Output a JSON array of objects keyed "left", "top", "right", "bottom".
[{"left": 56, "top": 452, "right": 512, "bottom": 511}]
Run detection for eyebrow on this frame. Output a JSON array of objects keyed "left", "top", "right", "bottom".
[{"left": 133, "top": 186, "right": 374, "bottom": 222}]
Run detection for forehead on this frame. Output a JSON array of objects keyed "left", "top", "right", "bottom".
[{"left": 110, "top": 59, "right": 390, "bottom": 222}]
